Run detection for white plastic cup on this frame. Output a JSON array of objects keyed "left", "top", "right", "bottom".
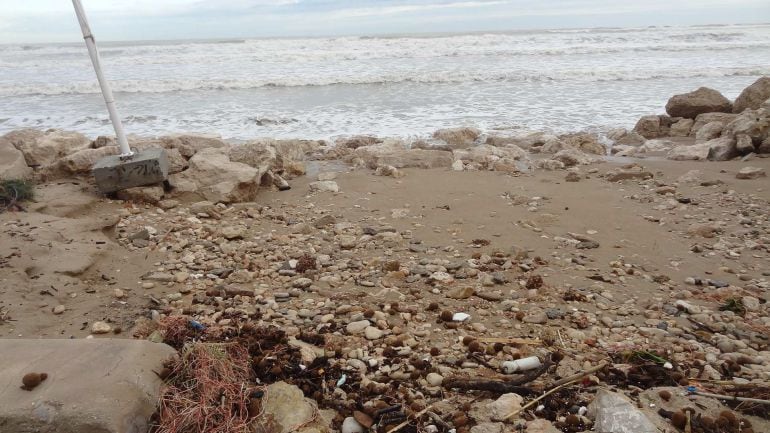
[{"left": 502, "top": 356, "right": 542, "bottom": 373}]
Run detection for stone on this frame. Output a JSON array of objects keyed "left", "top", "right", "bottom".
[
  {"left": 309, "top": 181, "right": 339, "bottom": 193},
  {"left": 565, "top": 171, "right": 581, "bottom": 182},
  {"left": 706, "top": 136, "right": 737, "bottom": 161},
  {"left": 605, "top": 168, "right": 653, "bottom": 182},
  {"left": 341, "top": 417, "right": 365, "bottom": 433},
  {"left": 669, "top": 118, "right": 694, "bottom": 137},
  {"left": 228, "top": 140, "right": 277, "bottom": 175},
  {"left": 337, "top": 135, "right": 380, "bottom": 149},
  {"left": 690, "top": 112, "right": 738, "bottom": 136},
  {"left": 338, "top": 235, "right": 357, "bottom": 249},
  {"left": 488, "top": 393, "right": 523, "bottom": 421},
  {"left": 374, "top": 164, "right": 404, "bottom": 178},
  {"left": 313, "top": 214, "right": 336, "bottom": 228},
  {"left": 43, "top": 146, "right": 118, "bottom": 178},
  {"left": 354, "top": 141, "right": 453, "bottom": 169},
  {"left": 93, "top": 148, "right": 170, "bottom": 194},
  {"left": 735, "top": 133, "right": 755, "bottom": 154},
  {"left": 52, "top": 305, "right": 65, "bottom": 315},
  {"left": 91, "top": 321, "right": 112, "bottom": 334},
  {"left": 527, "top": 419, "right": 561, "bottom": 433},
  {"left": 116, "top": 185, "right": 165, "bottom": 204},
  {"left": 160, "top": 133, "right": 228, "bottom": 158},
  {"left": 523, "top": 312, "right": 548, "bottom": 324},
  {"left": 470, "top": 422, "right": 504, "bottom": 433},
  {"left": 220, "top": 226, "right": 246, "bottom": 240},
  {"left": 451, "top": 159, "right": 464, "bottom": 171},
  {"left": 364, "top": 326, "right": 383, "bottom": 340},
  {"left": 317, "top": 172, "right": 338, "bottom": 181},
  {"left": 346, "top": 320, "right": 370, "bottom": 334},
  {"left": 633, "top": 115, "right": 662, "bottom": 139},
  {"left": 10, "top": 129, "right": 91, "bottom": 167},
  {"left": 0, "top": 339, "right": 174, "bottom": 433},
  {"left": 168, "top": 147, "right": 260, "bottom": 203},
  {"left": 447, "top": 286, "right": 475, "bottom": 299},
  {"left": 667, "top": 142, "right": 710, "bottom": 161},
  {"left": 736, "top": 166, "right": 766, "bottom": 180},
  {"left": 694, "top": 121, "right": 724, "bottom": 142},
  {"left": 552, "top": 148, "right": 598, "bottom": 167},
  {"left": 293, "top": 277, "right": 312, "bottom": 289},
  {"left": 432, "top": 127, "right": 481, "bottom": 146},
  {"left": 722, "top": 109, "right": 769, "bottom": 142},
  {"left": 560, "top": 132, "right": 606, "bottom": 155},
  {"left": 665, "top": 86, "right": 732, "bottom": 119},
  {"left": 426, "top": 372, "right": 444, "bottom": 386},
  {"left": 0, "top": 138, "right": 32, "bottom": 179},
  {"left": 733, "top": 76, "right": 770, "bottom": 113},
  {"left": 261, "top": 381, "right": 333, "bottom": 433}
]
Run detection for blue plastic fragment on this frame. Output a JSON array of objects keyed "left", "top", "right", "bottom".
[
  {"left": 189, "top": 319, "right": 206, "bottom": 331},
  {"left": 686, "top": 386, "right": 697, "bottom": 393},
  {"left": 336, "top": 374, "right": 347, "bottom": 387}
]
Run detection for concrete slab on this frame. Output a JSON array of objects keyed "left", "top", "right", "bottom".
[
  {"left": 0, "top": 339, "right": 176, "bottom": 433},
  {"left": 92, "top": 149, "right": 168, "bottom": 194}
]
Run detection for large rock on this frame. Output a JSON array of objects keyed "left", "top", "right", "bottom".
[
  {"left": 131, "top": 140, "right": 188, "bottom": 174},
  {"left": 42, "top": 146, "right": 119, "bottom": 178},
  {"left": 8, "top": 129, "right": 91, "bottom": 167},
  {"left": 160, "top": 133, "right": 228, "bottom": 158},
  {"left": 691, "top": 112, "right": 738, "bottom": 136},
  {"left": 669, "top": 118, "right": 693, "bottom": 137},
  {"left": 667, "top": 142, "right": 711, "bottom": 161},
  {"left": 355, "top": 141, "right": 452, "bottom": 169},
  {"left": 228, "top": 141, "right": 278, "bottom": 176},
  {"left": 706, "top": 136, "right": 738, "bottom": 161},
  {"left": 453, "top": 144, "right": 527, "bottom": 167},
  {"left": 260, "top": 381, "right": 334, "bottom": 433},
  {"left": 560, "top": 132, "right": 606, "bottom": 155},
  {"left": 694, "top": 121, "right": 724, "bottom": 142},
  {"left": 336, "top": 135, "right": 380, "bottom": 149},
  {"left": 633, "top": 115, "right": 662, "bottom": 139},
  {"left": 169, "top": 147, "right": 262, "bottom": 203},
  {"left": 432, "top": 127, "right": 481, "bottom": 147},
  {"left": 0, "top": 339, "right": 175, "bottom": 433},
  {"left": 0, "top": 138, "right": 32, "bottom": 179},
  {"left": 552, "top": 147, "right": 599, "bottom": 166},
  {"left": 665, "top": 87, "right": 732, "bottom": 119},
  {"left": 733, "top": 76, "right": 770, "bottom": 113},
  {"left": 721, "top": 108, "right": 769, "bottom": 143}
]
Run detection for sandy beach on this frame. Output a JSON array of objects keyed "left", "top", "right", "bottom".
[{"left": 1, "top": 78, "right": 770, "bottom": 433}]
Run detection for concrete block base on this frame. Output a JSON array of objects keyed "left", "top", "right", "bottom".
[
  {"left": 0, "top": 338, "right": 176, "bottom": 433},
  {"left": 92, "top": 148, "right": 169, "bottom": 193}
]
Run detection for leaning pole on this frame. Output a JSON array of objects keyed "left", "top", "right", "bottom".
[{"left": 72, "top": 0, "right": 168, "bottom": 193}]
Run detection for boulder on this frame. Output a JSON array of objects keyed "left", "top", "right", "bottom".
[
  {"left": 759, "top": 136, "right": 770, "bottom": 154},
  {"left": 355, "top": 141, "right": 453, "bottom": 169},
  {"left": 433, "top": 127, "right": 481, "bottom": 147},
  {"left": 0, "top": 339, "right": 175, "bottom": 433},
  {"left": 131, "top": 140, "right": 188, "bottom": 174},
  {"left": 667, "top": 142, "right": 711, "bottom": 161},
  {"left": 633, "top": 115, "right": 662, "bottom": 139},
  {"left": 735, "top": 134, "right": 755, "bottom": 154},
  {"left": 259, "top": 381, "right": 334, "bottom": 433},
  {"left": 539, "top": 137, "right": 567, "bottom": 154},
  {"left": 272, "top": 139, "right": 322, "bottom": 170},
  {"left": 336, "top": 135, "right": 380, "bottom": 149},
  {"left": 42, "top": 146, "right": 119, "bottom": 178},
  {"left": 560, "top": 132, "right": 606, "bottom": 155},
  {"left": 706, "top": 136, "right": 738, "bottom": 161},
  {"left": 228, "top": 141, "right": 278, "bottom": 176},
  {"left": 665, "top": 87, "right": 732, "bottom": 119},
  {"left": 552, "top": 147, "right": 599, "bottom": 167},
  {"left": 169, "top": 147, "right": 262, "bottom": 203},
  {"left": 691, "top": 112, "right": 738, "bottom": 136},
  {"left": 605, "top": 167, "right": 653, "bottom": 182},
  {"left": 694, "top": 121, "right": 724, "bottom": 142},
  {"left": 310, "top": 181, "right": 340, "bottom": 193},
  {"left": 160, "top": 133, "right": 228, "bottom": 158},
  {"left": 0, "top": 138, "right": 32, "bottom": 179},
  {"left": 9, "top": 129, "right": 91, "bottom": 167},
  {"left": 733, "top": 76, "right": 770, "bottom": 113},
  {"left": 721, "top": 108, "right": 769, "bottom": 143},
  {"left": 669, "top": 118, "right": 693, "bottom": 137},
  {"left": 452, "top": 144, "right": 527, "bottom": 169},
  {"left": 612, "top": 130, "right": 646, "bottom": 146}
]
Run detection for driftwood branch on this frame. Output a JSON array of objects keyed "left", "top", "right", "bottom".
[{"left": 443, "top": 360, "right": 551, "bottom": 394}]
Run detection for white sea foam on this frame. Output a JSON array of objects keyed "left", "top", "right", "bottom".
[{"left": 1, "top": 24, "right": 769, "bottom": 138}]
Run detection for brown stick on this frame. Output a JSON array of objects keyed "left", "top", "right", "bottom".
[
  {"left": 385, "top": 403, "right": 435, "bottom": 433},
  {"left": 443, "top": 360, "right": 551, "bottom": 394},
  {"left": 502, "top": 361, "right": 608, "bottom": 421},
  {"left": 691, "top": 390, "right": 770, "bottom": 405}
]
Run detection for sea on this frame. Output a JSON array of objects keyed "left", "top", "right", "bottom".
[{"left": 1, "top": 24, "right": 769, "bottom": 141}]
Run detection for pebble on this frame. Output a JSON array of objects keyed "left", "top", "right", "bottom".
[
  {"left": 91, "top": 321, "right": 112, "bottom": 334},
  {"left": 341, "top": 417, "right": 365, "bottom": 433},
  {"left": 52, "top": 305, "right": 65, "bottom": 315},
  {"left": 364, "top": 326, "right": 384, "bottom": 340},
  {"left": 346, "top": 320, "right": 370, "bottom": 334},
  {"left": 426, "top": 372, "right": 444, "bottom": 386}
]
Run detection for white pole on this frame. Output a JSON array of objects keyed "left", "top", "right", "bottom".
[{"left": 72, "top": 0, "right": 133, "bottom": 158}]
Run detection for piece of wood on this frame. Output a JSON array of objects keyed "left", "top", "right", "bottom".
[
  {"left": 503, "top": 361, "right": 608, "bottom": 421},
  {"left": 443, "top": 361, "right": 551, "bottom": 394},
  {"left": 691, "top": 390, "right": 770, "bottom": 405},
  {"left": 475, "top": 337, "right": 541, "bottom": 345}
]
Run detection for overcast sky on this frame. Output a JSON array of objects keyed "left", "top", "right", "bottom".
[{"left": 1, "top": 0, "right": 769, "bottom": 43}]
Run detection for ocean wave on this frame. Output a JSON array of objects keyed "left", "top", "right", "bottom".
[{"left": 3, "top": 67, "right": 768, "bottom": 97}]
